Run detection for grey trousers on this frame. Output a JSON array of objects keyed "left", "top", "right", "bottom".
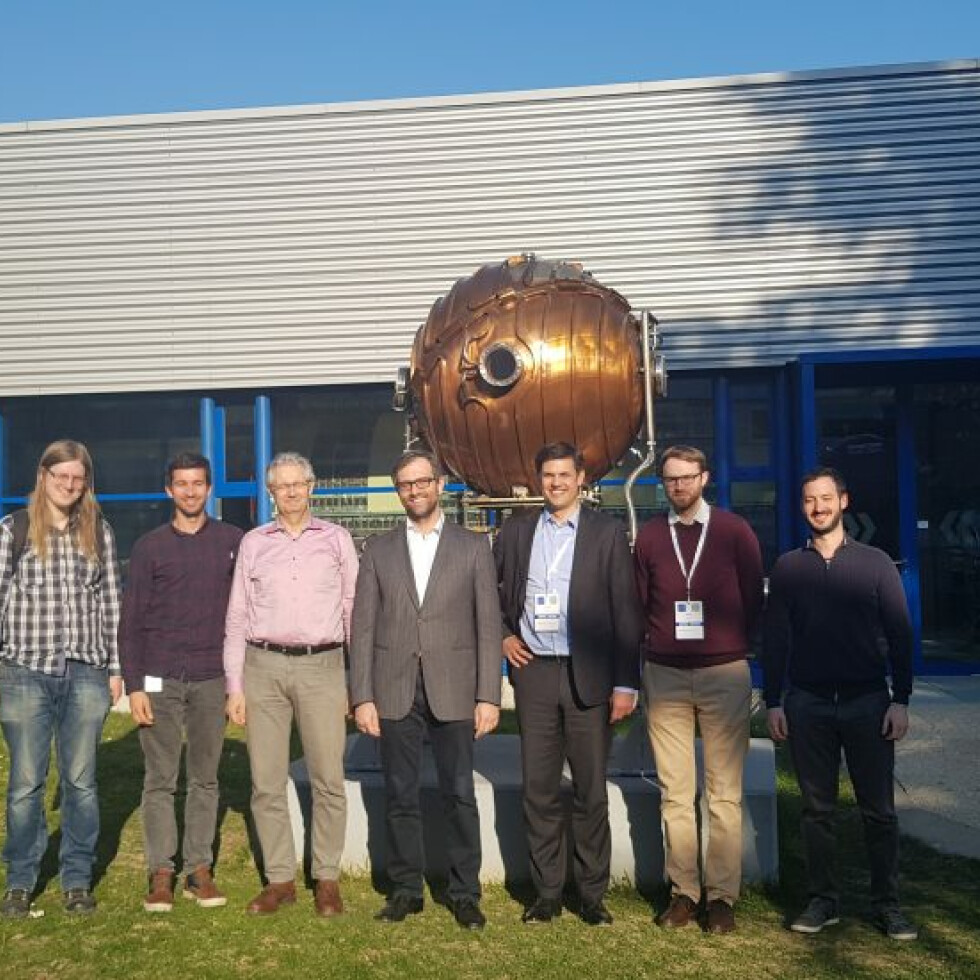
[
  {"left": 244, "top": 645, "right": 348, "bottom": 883},
  {"left": 139, "top": 675, "right": 227, "bottom": 874}
]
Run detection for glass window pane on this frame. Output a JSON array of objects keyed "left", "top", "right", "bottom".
[
  {"left": 272, "top": 386, "right": 407, "bottom": 542},
  {"left": 653, "top": 376, "right": 714, "bottom": 465},
  {"left": 731, "top": 481, "right": 777, "bottom": 570},
  {"left": 732, "top": 381, "right": 771, "bottom": 468},
  {"left": 222, "top": 402, "right": 255, "bottom": 483},
  {"left": 98, "top": 499, "right": 171, "bottom": 576},
  {"left": 2, "top": 394, "right": 198, "bottom": 496}
]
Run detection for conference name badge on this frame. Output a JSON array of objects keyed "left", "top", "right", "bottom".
[
  {"left": 534, "top": 592, "right": 562, "bottom": 633},
  {"left": 674, "top": 600, "right": 705, "bottom": 641}
]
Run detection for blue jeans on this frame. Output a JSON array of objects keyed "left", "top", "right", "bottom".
[{"left": 0, "top": 660, "right": 110, "bottom": 892}]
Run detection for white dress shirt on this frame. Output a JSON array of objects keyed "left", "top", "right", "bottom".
[{"left": 406, "top": 513, "right": 444, "bottom": 604}]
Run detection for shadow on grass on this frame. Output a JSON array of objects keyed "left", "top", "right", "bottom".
[{"left": 767, "top": 740, "right": 980, "bottom": 978}]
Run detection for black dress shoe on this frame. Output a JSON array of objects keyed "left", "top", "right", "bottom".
[
  {"left": 580, "top": 901, "right": 613, "bottom": 926},
  {"left": 375, "top": 894, "right": 424, "bottom": 922},
  {"left": 453, "top": 898, "right": 486, "bottom": 930},
  {"left": 522, "top": 896, "right": 562, "bottom": 924}
]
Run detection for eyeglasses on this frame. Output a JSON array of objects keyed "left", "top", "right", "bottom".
[
  {"left": 46, "top": 470, "right": 87, "bottom": 489},
  {"left": 395, "top": 477, "right": 437, "bottom": 493},
  {"left": 271, "top": 481, "right": 312, "bottom": 493},
  {"left": 662, "top": 473, "right": 703, "bottom": 488}
]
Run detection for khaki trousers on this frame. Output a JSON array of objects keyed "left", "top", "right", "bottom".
[
  {"left": 643, "top": 660, "right": 750, "bottom": 905},
  {"left": 244, "top": 645, "right": 347, "bottom": 883}
]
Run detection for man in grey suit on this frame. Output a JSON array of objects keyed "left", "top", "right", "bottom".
[{"left": 350, "top": 449, "right": 502, "bottom": 930}]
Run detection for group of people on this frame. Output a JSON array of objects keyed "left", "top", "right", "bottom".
[{"left": 0, "top": 437, "right": 916, "bottom": 941}]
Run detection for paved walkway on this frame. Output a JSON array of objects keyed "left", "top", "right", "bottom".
[{"left": 894, "top": 675, "right": 980, "bottom": 860}]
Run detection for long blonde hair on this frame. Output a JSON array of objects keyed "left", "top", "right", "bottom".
[{"left": 27, "top": 439, "right": 102, "bottom": 563}]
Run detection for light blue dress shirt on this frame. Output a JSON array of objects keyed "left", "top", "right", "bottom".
[{"left": 519, "top": 508, "right": 579, "bottom": 657}]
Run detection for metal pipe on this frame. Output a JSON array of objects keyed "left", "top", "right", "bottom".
[{"left": 624, "top": 310, "right": 659, "bottom": 547}]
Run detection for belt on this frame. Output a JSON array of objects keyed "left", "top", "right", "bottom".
[{"left": 249, "top": 639, "right": 343, "bottom": 656}]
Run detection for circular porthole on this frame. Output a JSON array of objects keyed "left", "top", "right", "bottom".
[{"left": 478, "top": 343, "right": 524, "bottom": 389}]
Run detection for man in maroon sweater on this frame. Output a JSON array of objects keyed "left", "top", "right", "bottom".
[{"left": 634, "top": 446, "right": 763, "bottom": 933}]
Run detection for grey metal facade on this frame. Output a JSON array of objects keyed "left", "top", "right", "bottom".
[{"left": 1, "top": 60, "right": 978, "bottom": 396}]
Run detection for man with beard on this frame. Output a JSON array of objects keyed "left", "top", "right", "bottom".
[
  {"left": 119, "top": 452, "right": 243, "bottom": 913},
  {"left": 633, "top": 445, "right": 763, "bottom": 933},
  {"left": 350, "top": 450, "right": 501, "bottom": 930},
  {"left": 763, "top": 467, "right": 916, "bottom": 941}
]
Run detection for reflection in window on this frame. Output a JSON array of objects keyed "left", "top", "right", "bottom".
[
  {"left": 731, "top": 481, "right": 777, "bottom": 570},
  {"left": 99, "top": 499, "right": 171, "bottom": 577},
  {"left": 654, "top": 377, "right": 714, "bottom": 465},
  {"left": 2, "top": 394, "right": 197, "bottom": 496},
  {"left": 732, "top": 382, "right": 771, "bottom": 468},
  {"left": 273, "top": 385, "right": 406, "bottom": 542}
]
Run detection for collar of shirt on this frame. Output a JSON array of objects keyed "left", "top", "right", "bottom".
[
  {"left": 170, "top": 516, "right": 210, "bottom": 538},
  {"left": 406, "top": 512, "right": 445, "bottom": 540},
  {"left": 668, "top": 498, "right": 710, "bottom": 526},
  {"left": 542, "top": 504, "right": 581, "bottom": 530},
  {"left": 805, "top": 533, "right": 851, "bottom": 555},
  {"left": 264, "top": 515, "right": 326, "bottom": 536}
]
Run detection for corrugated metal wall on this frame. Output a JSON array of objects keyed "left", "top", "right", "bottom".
[{"left": 1, "top": 60, "right": 978, "bottom": 396}]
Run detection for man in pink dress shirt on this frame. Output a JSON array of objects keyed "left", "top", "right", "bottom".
[{"left": 224, "top": 452, "right": 358, "bottom": 917}]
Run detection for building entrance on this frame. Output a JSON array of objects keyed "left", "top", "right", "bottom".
[{"left": 810, "top": 360, "right": 980, "bottom": 672}]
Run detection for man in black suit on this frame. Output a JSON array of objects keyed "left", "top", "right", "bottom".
[
  {"left": 349, "top": 450, "right": 502, "bottom": 930},
  {"left": 494, "top": 442, "right": 644, "bottom": 925}
]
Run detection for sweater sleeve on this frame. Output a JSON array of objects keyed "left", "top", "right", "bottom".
[
  {"left": 734, "top": 517, "right": 764, "bottom": 637},
  {"left": 877, "top": 555, "right": 914, "bottom": 704}
]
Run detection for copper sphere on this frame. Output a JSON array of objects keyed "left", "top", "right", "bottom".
[{"left": 409, "top": 255, "right": 644, "bottom": 496}]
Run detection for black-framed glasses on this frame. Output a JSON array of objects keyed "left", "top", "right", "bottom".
[
  {"left": 662, "top": 473, "right": 702, "bottom": 488},
  {"left": 395, "top": 477, "right": 437, "bottom": 493}
]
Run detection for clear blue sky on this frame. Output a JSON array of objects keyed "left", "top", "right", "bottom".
[{"left": 0, "top": 0, "right": 976, "bottom": 123}]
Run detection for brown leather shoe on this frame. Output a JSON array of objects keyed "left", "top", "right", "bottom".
[
  {"left": 144, "top": 869, "right": 174, "bottom": 913},
  {"left": 655, "top": 894, "right": 700, "bottom": 929},
  {"left": 246, "top": 881, "right": 297, "bottom": 915},
  {"left": 706, "top": 899, "right": 736, "bottom": 933},
  {"left": 314, "top": 879, "right": 344, "bottom": 918},
  {"left": 183, "top": 865, "right": 227, "bottom": 908}
]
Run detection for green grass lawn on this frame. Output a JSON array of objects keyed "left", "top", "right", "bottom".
[{"left": 1, "top": 712, "right": 978, "bottom": 979}]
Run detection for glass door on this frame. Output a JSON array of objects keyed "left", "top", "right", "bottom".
[
  {"left": 914, "top": 383, "right": 980, "bottom": 668},
  {"left": 816, "top": 386, "right": 901, "bottom": 559}
]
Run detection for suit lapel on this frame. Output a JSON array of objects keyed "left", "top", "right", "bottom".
[
  {"left": 567, "top": 505, "right": 594, "bottom": 619},
  {"left": 517, "top": 508, "right": 540, "bottom": 581},
  {"left": 419, "top": 521, "right": 454, "bottom": 608},
  {"left": 395, "top": 523, "right": 421, "bottom": 610}
]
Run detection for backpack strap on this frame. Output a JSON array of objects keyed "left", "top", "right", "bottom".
[
  {"left": 8, "top": 509, "right": 29, "bottom": 570},
  {"left": 4, "top": 509, "right": 105, "bottom": 568}
]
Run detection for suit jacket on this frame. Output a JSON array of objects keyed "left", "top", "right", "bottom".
[
  {"left": 494, "top": 506, "right": 644, "bottom": 706},
  {"left": 349, "top": 519, "right": 503, "bottom": 722}
]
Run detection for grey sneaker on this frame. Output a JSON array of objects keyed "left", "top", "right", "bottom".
[
  {"left": 873, "top": 906, "right": 918, "bottom": 941},
  {"left": 1, "top": 888, "right": 31, "bottom": 920},
  {"left": 790, "top": 897, "right": 840, "bottom": 934},
  {"left": 64, "top": 888, "right": 97, "bottom": 915}
]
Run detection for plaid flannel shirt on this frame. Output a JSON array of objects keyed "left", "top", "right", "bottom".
[{"left": 0, "top": 513, "right": 122, "bottom": 675}]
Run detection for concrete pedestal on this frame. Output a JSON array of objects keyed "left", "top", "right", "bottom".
[{"left": 286, "top": 729, "right": 777, "bottom": 887}]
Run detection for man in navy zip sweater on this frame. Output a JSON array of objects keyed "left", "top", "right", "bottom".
[{"left": 763, "top": 467, "right": 916, "bottom": 941}]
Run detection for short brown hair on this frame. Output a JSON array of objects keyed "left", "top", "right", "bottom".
[
  {"left": 534, "top": 441, "right": 584, "bottom": 474},
  {"left": 391, "top": 449, "right": 444, "bottom": 483},
  {"left": 658, "top": 445, "right": 708, "bottom": 475}
]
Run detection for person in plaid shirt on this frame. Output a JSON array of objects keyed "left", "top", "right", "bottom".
[{"left": 0, "top": 439, "right": 122, "bottom": 919}]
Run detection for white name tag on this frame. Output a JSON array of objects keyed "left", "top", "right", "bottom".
[
  {"left": 674, "top": 600, "right": 705, "bottom": 641},
  {"left": 533, "top": 591, "right": 561, "bottom": 633},
  {"left": 144, "top": 675, "right": 163, "bottom": 693}
]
